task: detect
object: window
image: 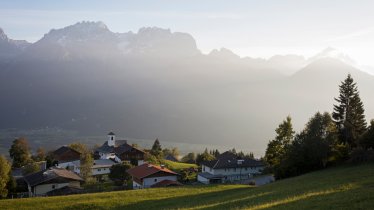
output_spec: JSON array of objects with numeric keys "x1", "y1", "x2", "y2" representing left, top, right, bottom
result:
[
  {"x1": 154, "y1": 179, "x2": 157, "y2": 182},
  {"x1": 111, "y1": 136, "x2": 114, "y2": 140},
  {"x1": 234, "y1": 168, "x2": 236, "y2": 172},
  {"x1": 52, "y1": 184, "x2": 56, "y2": 189},
  {"x1": 98, "y1": 169, "x2": 101, "y2": 171}
]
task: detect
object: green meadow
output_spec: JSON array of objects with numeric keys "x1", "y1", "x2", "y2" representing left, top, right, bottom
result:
[
  {"x1": 1, "y1": 163, "x2": 373, "y2": 210},
  {"x1": 162, "y1": 159, "x2": 198, "y2": 171}
]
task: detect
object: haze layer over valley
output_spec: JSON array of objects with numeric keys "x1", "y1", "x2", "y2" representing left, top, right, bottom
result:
[{"x1": 1, "y1": 21, "x2": 373, "y2": 155}]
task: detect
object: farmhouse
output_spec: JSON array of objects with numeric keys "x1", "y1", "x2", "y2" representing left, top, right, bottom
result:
[
  {"x1": 23, "y1": 167, "x2": 83, "y2": 196},
  {"x1": 71, "y1": 159, "x2": 116, "y2": 176},
  {"x1": 52, "y1": 146, "x2": 81, "y2": 169},
  {"x1": 127, "y1": 163, "x2": 180, "y2": 189},
  {"x1": 95, "y1": 132, "x2": 146, "y2": 165},
  {"x1": 198, "y1": 151, "x2": 264, "y2": 184}
]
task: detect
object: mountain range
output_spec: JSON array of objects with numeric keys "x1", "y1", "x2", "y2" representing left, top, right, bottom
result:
[{"x1": 1, "y1": 21, "x2": 373, "y2": 155}]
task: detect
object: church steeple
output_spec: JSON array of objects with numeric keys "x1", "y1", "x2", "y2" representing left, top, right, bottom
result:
[{"x1": 107, "y1": 131, "x2": 116, "y2": 146}]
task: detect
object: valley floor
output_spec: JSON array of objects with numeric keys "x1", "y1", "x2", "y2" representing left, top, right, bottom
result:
[{"x1": 1, "y1": 163, "x2": 374, "y2": 210}]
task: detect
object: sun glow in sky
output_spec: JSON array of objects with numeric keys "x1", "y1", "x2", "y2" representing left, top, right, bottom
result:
[{"x1": 1, "y1": 0, "x2": 374, "y2": 67}]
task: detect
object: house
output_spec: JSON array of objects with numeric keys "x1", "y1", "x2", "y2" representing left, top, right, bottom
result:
[
  {"x1": 52, "y1": 146, "x2": 81, "y2": 168},
  {"x1": 95, "y1": 132, "x2": 146, "y2": 165},
  {"x1": 23, "y1": 167, "x2": 83, "y2": 196},
  {"x1": 71, "y1": 159, "x2": 116, "y2": 176},
  {"x1": 126, "y1": 163, "x2": 180, "y2": 189},
  {"x1": 197, "y1": 151, "x2": 265, "y2": 184}
]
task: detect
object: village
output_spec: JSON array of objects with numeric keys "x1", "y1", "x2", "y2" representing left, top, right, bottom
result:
[{"x1": 5, "y1": 132, "x2": 270, "y2": 198}]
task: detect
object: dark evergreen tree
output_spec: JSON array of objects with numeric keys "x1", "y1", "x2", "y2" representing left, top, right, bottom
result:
[
  {"x1": 275, "y1": 112, "x2": 338, "y2": 179},
  {"x1": 360, "y1": 120, "x2": 374, "y2": 150},
  {"x1": 150, "y1": 138, "x2": 162, "y2": 158},
  {"x1": 214, "y1": 149, "x2": 220, "y2": 158},
  {"x1": 237, "y1": 151, "x2": 245, "y2": 158},
  {"x1": 196, "y1": 148, "x2": 215, "y2": 165},
  {"x1": 265, "y1": 116, "x2": 295, "y2": 168},
  {"x1": 333, "y1": 74, "x2": 367, "y2": 148}
]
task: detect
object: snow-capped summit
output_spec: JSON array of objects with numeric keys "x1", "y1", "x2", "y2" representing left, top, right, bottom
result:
[{"x1": 308, "y1": 47, "x2": 356, "y2": 66}]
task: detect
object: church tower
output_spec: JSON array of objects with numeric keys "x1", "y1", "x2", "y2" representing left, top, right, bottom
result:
[{"x1": 107, "y1": 131, "x2": 116, "y2": 146}]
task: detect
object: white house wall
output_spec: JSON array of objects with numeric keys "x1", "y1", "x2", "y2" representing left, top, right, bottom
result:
[
  {"x1": 142, "y1": 176, "x2": 177, "y2": 188},
  {"x1": 197, "y1": 175, "x2": 209, "y2": 184},
  {"x1": 92, "y1": 167, "x2": 111, "y2": 175},
  {"x1": 202, "y1": 165, "x2": 263, "y2": 176},
  {"x1": 133, "y1": 181, "x2": 142, "y2": 189},
  {"x1": 57, "y1": 161, "x2": 76, "y2": 169},
  {"x1": 33, "y1": 181, "x2": 80, "y2": 195},
  {"x1": 74, "y1": 166, "x2": 111, "y2": 176}
]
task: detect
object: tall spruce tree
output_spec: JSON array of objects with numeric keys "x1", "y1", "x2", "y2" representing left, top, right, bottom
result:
[
  {"x1": 332, "y1": 74, "x2": 367, "y2": 148},
  {"x1": 150, "y1": 139, "x2": 162, "y2": 158}
]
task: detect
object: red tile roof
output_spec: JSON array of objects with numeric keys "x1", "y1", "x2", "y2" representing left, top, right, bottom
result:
[
  {"x1": 126, "y1": 163, "x2": 178, "y2": 179},
  {"x1": 151, "y1": 180, "x2": 182, "y2": 188}
]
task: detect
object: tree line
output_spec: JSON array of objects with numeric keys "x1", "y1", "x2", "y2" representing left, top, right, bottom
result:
[{"x1": 265, "y1": 74, "x2": 374, "y2": 179}]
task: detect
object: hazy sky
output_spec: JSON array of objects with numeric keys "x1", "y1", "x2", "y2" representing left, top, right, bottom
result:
[{"x1": 1, "y1": 0, "x2": 374, "y2": 66}]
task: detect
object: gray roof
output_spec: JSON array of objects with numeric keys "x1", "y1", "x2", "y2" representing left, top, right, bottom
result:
[
  {"x1": 23, "y1": 167, "x2": 83, "y2": 187},
  {"x1": 198, "y1": 172, "x2": 224, "y2": 179},
  {"x1": 73, "y1": 159, "x2": 116, "y2": 169},
  {"x1": 115, "y1": 140, "x2": 128, "y2": 147},
  {"x1": 46, "y1": 185, "x2": 83, "y2": 196},
  {"x1": 201, "y1": 151, "x2": 264, "y2": 169},
  {"x1": 95, "y1": 140, "x2": 127, "y2": 153},
  {"x1": 95, "y1": 141, "x2": 115, "y2": 153},
  {"x1": 95, "y1": 140, "x2": 145, "y2": 156}
]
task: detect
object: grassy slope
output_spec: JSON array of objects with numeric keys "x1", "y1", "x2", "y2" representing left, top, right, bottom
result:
[
  {"x1": 1, "y1": 163, "x2": 374, "y2": 210},
  {"x1": 162, "y1": 160, "x2": 198, "y2": 171}
]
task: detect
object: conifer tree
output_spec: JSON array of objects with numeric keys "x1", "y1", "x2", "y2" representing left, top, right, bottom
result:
[
  {"x1": 265, "y1": 116, "x2": 295, "y2": 168},
  {"x1": 333, "y1": 74, "x2": 367, "y2": 148},
  {"x1": 150, "y1": 139, "x2": 162, "y2": 158},
  {"x1": 360, "y1": 120, "x2": 374, "y2": 150}
]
